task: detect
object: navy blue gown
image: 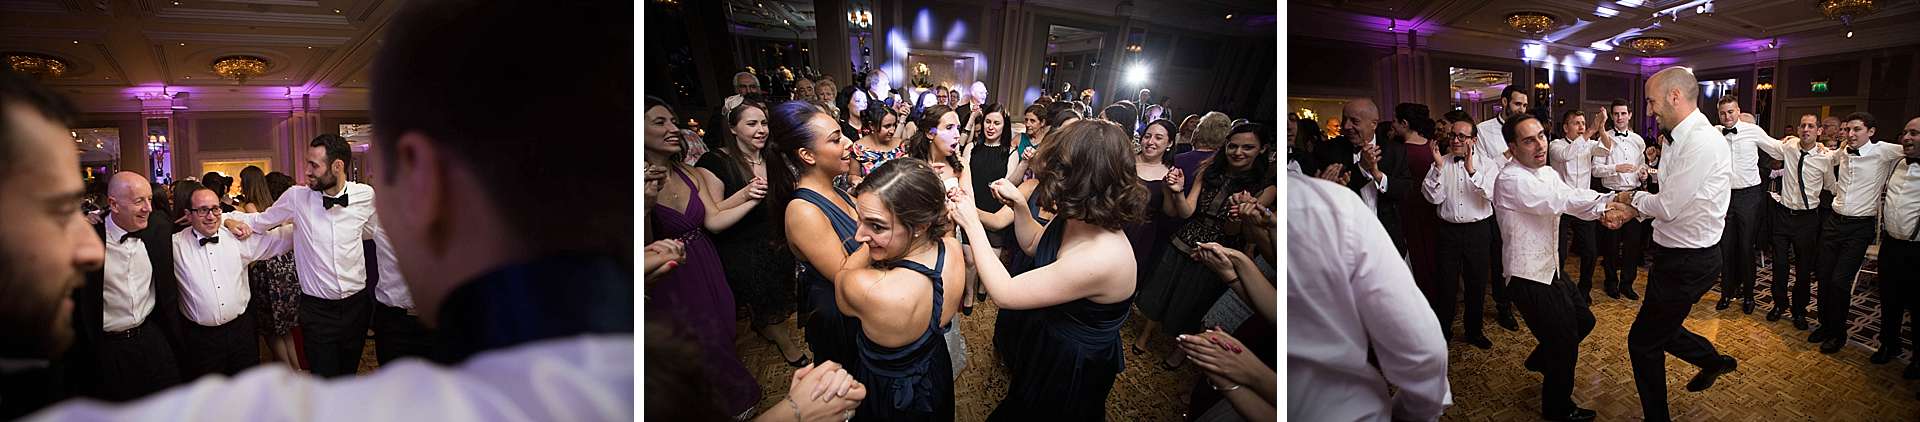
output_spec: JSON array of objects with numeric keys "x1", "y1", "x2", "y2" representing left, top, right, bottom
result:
[
  {"x1": 989, "y1": 220, "x2": 1131, "y2": 421},
  {"x1": 993, "y1": 195, "x2": 1049, "y2": 371},
  {"x1": 852, "y1": 242, "x2": 955, "y2": 421},
  {"x1": 795, "y1": 188, "x2": 864, "y2": 371}
]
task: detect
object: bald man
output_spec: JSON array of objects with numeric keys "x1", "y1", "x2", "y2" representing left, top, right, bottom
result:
[
  {"x1": 0, "y1": 70, "x2": 106, "y2": 418},
  {"x1": 74, "y1": 171, "x2": 188, "y2": 402},
  {"x1": 1308, "y1": 98, "x2": 1413, "y2": 257},
  {"x1": 1622, "y1": 67, "x2": 1739, "y2": 422}
]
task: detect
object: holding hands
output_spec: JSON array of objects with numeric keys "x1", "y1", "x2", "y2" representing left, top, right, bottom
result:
[
  {"x1": 788, "y1": 360, "x2": 867, "y2": 422},
  {"x1": 1165, "y1": 168, "x2": 1186, "y2": 193},
  {"x1": 1600, "y1": 196, "x2": 1638, "y2": 230},
  {"x1": 1177, "y1": 327, "x2": 1268, "y2": 391},
  {"x1": 644, "y1": 239, "x2": 686, "y2": 278}
]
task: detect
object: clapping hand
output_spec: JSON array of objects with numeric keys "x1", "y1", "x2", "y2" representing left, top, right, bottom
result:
[
  {"x1": 1178, "y1": 327, "x2": 1267, "y2": 390},
  {"x1": 1359, "y1": 142, "x2": 1382, "y2": 172},
  {"x1": 1316, "y1": 163, "x2": 1351, "y2": 185}
]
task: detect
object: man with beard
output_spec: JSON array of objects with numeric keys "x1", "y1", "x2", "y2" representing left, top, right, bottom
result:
[
  {"x1": 218, "y1": 134, "x2": 394, "y2": 378},
  {"x1": 0, "y1": 69, "x2": 106, "y2": 418},
  {"x1": 1874, "y1": 116, "x2": 1920, "y2": 375}
]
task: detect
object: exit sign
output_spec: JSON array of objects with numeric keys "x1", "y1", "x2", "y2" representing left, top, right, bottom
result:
[{"x1": 1811, "y1": 81, "x2": 1830, "y2": 93}]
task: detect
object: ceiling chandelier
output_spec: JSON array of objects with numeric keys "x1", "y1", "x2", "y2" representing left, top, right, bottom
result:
[
  {"x1": 211, "y1": 55, "x2": 267, "y2": 84},
  {"x1": 1628, "y1": 36, "x2": 1673, "y2": 54},
  {"x1": 1505, "y1": 12, "x2": 1555, "y2": 36},
  {"x1": 1475, "y1": 75, "x2": 1503, "y2": 85},
  {"x1": 4, "y1": 52, "x2": 68, "y2": 79},
  {"x1": 1818, "y1": 0, "x2": 1877, "y2": 25}
]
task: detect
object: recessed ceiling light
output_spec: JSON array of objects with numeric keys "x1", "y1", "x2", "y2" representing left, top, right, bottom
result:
[
  {"x1": 306, "y1": 46, "x2": 313, "y2": 49},
  {"x1": 333, "y1": 9, "x2": 341, "y2": 13},
  {"x1": 179, "y1": 42, "x2": 186, "y2": 46},
  {"x1": 172, "y1": 1, "x2": 180, "y2": 5},
  {"x1": 185, "y1": 76, "x2": 192, "y2": 79},
  {"x1": 72, "y1": 40, "x2": 79, "y2": 44},
  {"x1": 1224, "y1": 14, "x2": 1233, "y2": 20}
]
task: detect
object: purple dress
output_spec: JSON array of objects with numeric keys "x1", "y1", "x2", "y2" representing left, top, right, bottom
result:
[{"x1": 647, "y1": 167, "x2": 762, "y2": 416}]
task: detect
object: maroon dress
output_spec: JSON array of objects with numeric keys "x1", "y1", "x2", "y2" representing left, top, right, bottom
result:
[
  {"x1": 1397, "y1": 142, "x2": 1441, "y2": 304},
  {"x1": 646, "y1": 166, "x2": 762, "y2": 416}
]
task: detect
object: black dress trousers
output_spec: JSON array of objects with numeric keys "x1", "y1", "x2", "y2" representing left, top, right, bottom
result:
[
  {"x1": 1507, "y1": 276, "x2": 1596, "y2": 417},
  {"x1": 1629, "y1": 244, "x2": 1724, "y2": 422}
]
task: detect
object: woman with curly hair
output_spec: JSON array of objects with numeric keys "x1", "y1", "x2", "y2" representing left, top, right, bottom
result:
[{"x1": 948, "y1": 119, "x2": 1147, "y2": 420}]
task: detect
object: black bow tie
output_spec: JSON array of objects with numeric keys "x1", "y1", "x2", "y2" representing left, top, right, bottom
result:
[
  {"x1": 200, "y1": 236, "x2": 220, "y2": 246},
  {"x1": 118, "y1": 228, "x2": 145, "y2": 244},
  {"x1": 1722, "y1": 127, "x2": 1737, "y2": 136},
  {"x1": 322, "y1": 193, "x2": 350, "y2": 210},
  {"x1": 1848, "y1": 147, "x2": 1861, "y2": 156},
  {"x1": 1451, "y1": 156, "x2": 1465, "y2": 163},
  {"x1": 1615, "y1": 131, "x2": 1629, "y2": 138}
]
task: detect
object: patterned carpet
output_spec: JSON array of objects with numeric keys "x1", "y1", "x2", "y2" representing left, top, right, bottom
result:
[{"x1": 1438, "y1": 249, "x2": 1920, "y2": 421}]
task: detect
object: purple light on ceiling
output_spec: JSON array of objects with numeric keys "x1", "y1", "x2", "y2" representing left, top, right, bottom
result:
[
  {"x1": 914, "y1": 8, "x2": 933, "y2": 43},
  {"x1": 943, "y1": 20, "x2": 967, "y2": 50}
]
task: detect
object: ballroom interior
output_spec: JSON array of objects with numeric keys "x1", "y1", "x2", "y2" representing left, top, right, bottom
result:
[
  {"x1": 1290, "y1": 0, "x2": 1920, "y2": 420},
  {"x1": 1, "y1": 0, "x2": 393, "y2": 193}
]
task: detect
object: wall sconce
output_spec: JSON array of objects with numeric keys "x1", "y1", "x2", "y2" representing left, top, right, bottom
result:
[
  {"x1": 1755, "y1": 82, "x2": 1774, "y2": 91},
  {"x1": 1533, "y1": 82, "x2": 1550, "y2": 90}
]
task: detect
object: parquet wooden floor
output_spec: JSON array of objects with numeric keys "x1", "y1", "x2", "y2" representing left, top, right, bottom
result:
[
  {"x1": 1438, "y1": 257, "x2": 1920, "y2": 421},
  {"x1": 733, "y1": 301, "x2": 1207, "y2": 421}
]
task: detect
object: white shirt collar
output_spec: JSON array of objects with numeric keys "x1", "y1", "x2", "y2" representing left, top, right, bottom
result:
[{"x1": 105, "y1": 214, "x2": 132, "y2": 242}]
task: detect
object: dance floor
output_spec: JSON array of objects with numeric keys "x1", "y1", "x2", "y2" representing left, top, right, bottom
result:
[
  {"x1": 1440, "y1": 255, "x2": 1920, "y2": 421},
  {"x1": 733, "y1": 301, "x2": 1205, "y2": 420}
]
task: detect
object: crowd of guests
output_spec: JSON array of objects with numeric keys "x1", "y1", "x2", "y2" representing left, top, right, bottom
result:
[
  {"x1": 1285, "y1": 66, "x2": 1920, "y2": 422},
  {"x1": 644, "y1": 64, "x2": 1279, "y2": 420},
  {"x1": 0, "y1": 1, "x2": 631, "y2": 420}
]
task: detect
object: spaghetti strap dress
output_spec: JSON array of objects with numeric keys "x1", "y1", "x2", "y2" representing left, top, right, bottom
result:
[
  {"x1": 988, "y1": 220, "x2": 1132, "y2": 421},
  {"x1": 993, "y1": 194, "x2": 1050, "y2": 371},
  {"x1": 852, "y1": 242, "x2": 955, "y2": 421},
  {"x1": 794, "y1": 187, "x2": 864, "y2": 369}
]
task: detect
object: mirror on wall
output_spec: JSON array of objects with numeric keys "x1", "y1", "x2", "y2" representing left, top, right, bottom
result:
[
  {"x1": 1043, "y1": 25, "x2": 1104, "y2": 104},
  {"x1": 1449, "y1": 67, "x2": 1513, "y2": 123}
]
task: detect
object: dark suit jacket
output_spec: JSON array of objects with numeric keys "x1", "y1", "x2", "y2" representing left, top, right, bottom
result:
[
  {"x1": 1306, "y1": 136, "x2": 1412, "y2": 253},
  {"x1": 68, "y1": 208, "x2": 185, "y2": 398}
]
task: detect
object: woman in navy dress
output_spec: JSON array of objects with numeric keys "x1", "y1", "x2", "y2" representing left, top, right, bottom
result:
[
  {"x1": 949, "y1": 119, "x2": 1149, "y2": 420},
  {"x1": 763, "y1": 100, "x2": 865, "y2": 372},
  {"x1": 835, "y1": 158, "x2": 967, "y2": 421}
]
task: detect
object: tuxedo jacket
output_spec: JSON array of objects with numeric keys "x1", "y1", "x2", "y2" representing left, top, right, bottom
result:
[
  {"x1": 1308, "y1": 136, "x2": 1412, "y2": 253},
  {"x1": 67, "y1": 208, "x2": 185, "y2": 397}
]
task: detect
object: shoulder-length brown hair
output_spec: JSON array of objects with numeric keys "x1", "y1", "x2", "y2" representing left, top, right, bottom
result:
[
  {"x1": 1032, "y1": 119, "x2": 1148, "y2": 230},
  {"x1": 238, "y1": 165, "x2": 274, "y2": 209}
]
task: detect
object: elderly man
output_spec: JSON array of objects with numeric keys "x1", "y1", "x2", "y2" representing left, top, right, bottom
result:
[
  {"x1": 1623, "y1": 66, "x2": 1740, "y2": 422},
  {"x1": 1308, "y1": 99, "x2": 1411, "y2": 255}
]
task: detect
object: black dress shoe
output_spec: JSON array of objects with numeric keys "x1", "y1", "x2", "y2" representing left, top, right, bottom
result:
[
  {"x1": 1685, "y1": 355, "x2": 1737, "y2": 392},
  {"x1": 1872, "y1": 348, "x2": 1897, "y2": 364},
  {"x1": 1742, "y1": 299, "x2": 1754, "y2": 314},
  {"x1": 1903, "y1": 363, "x2": 1920, "y2": 379},
  {"x1": 1622, "y1": 288, "x2": 1640, "y2": 300},
  {"x1": 1716, "y1": 296, "x2": 1731, "y2": 310},
  {"x1": 1821, "y1": 338, "x2": 1845, "y2": 354},
  {"x1": 1465, "y1": 334, "x2": 1492, "y2": 350},
  {"x1": 1524, "y1": 350, "x2": 1544, "y2": 373},
  {"x1": 1808, "y1": 330, "x2": 1828, "y2": 343},
  {"x1": 1544, "y1": 406, "x2": 1598, "y2": 421},
  {"x1": 1604, "y1": 285, "x2": 1621, "y2": 299},
  {"x1": 1497, "y1": 308, "x2": 1520, "y2": 331},
  {"x1": 1766, "y1": 308, "x2": 1783, "y2": 321},
  {"x1": 1794, "y1": 317, "x2": 1810, "y2": 331}
]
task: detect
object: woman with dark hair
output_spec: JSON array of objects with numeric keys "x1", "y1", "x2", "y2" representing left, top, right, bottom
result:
[
  {"x1": 850, "y1": 103, "x2": 904, "y2": 187},
  {"x1": 693, "y1": 100, "x2": 811, "y2": 367},
  {"x1": 1393, "y1": 103, "x2": 1443, "y2": 338},
  {"x1": 962, "y1": 103, "x2": 1013, "y2": 311},
  {"x1": 905, "y1": 105, "x2": 963, "y2": 177},
  {"x1": 1124, "y1": 118, "x2": 1180, "y2": 353},
  {"x1": 762, "y1": 99, "x2": 866, "y2": 384},
  {"x1": 237, "y1": 167, "x2": 302, "y2": 369},
  {"x1": 642, "y1": 95, "x2": 763, "y2": 418},
  {"x1": 1289, "y1": 118, "x2": 1325, "y2": 173},
  {"x1": 1006, "y1": 103, "x2": 1051, "y2": 182},
  {"x1": 835, "y1": 158, "x2": 966, "y2": 421},
  {"x1": 1007, "y1": 104, "x2": 1084, "y2": 184},
  {"x1": 948, "y1": 119, "x2": 1146, "y2": 420},
  {"x1": 1175, "y1": 113, "x2": 1202, "y2": 156},
  {"x1": 1138, "y1": 121, "x2": 1276, "y2": 369}
]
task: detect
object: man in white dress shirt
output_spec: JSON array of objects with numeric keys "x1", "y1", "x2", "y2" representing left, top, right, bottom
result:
[
  {"x1": 27, "y1": 1, "x2": 636, "y2": 420},
  {"x1": 1875, "y1": 117, "x2": 1920, "y2": 375},
  {"x1": 220, "y1": 134, "x2": 388, "y2": 378},
  {"x1": 1809, "y1": 112, "x2": 1910, "y2": 354},
  {"x1": 1713, "y1": 96, "x2": 1767, "y2": 314},
  {"x1": 365, "y1": 213, "x2": 431, "y2": 364},
  {"x1": 1623, "y1": 67, "x2": 1740, "y2": 422},
  {"x1": 1549, "y1": 109, "x2": 1603, "y2": 300},
  {"x1": 1592, "y1": 98, "x2": 1648, "y2": 300},
  {"x1": 1288, "y1": 172, "x2": 1451, "y2": 422},
  {"x1": 83, "y1": 172, "x2": 186, "y2": 400},
  {"x1": 1750, "y1": 113, "x2": 1831, "y2": 329},
  {"x1": 1743, "y1": 112, "x2": 1827, "y2": 329},
  {"x1": 1423, "y1": 118, "x2": 1496, "y2": 349},
  {"x1": 171, "y1": 188, "x2": 291, "y2": 379},
  {"x1": 1492, "y1": 114, "x2": 1631, "y2": 422},
  {"x1": 1475, "y1": 85, "x2": 1528, "y2": 330}
]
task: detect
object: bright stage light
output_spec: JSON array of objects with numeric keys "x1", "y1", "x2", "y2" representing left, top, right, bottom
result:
[{"x1": 1126, "y1": 64, "x2": 1149, "y2": 86}]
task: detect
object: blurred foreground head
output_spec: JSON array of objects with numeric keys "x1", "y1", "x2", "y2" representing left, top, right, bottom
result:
[{"x1": 0, "y1": 70, "x2": 104, "y2": 358}]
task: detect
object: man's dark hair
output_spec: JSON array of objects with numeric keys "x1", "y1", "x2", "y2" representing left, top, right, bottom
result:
[
  {"x1": 371, "y1": 0, "x2": 630, "y2": 258},
  {"x1": 1394, "y1": 102, "x2": 1434, "y2": 139},
  {"x1": 1442, "y1": 109, "x2": 1475, "y2": 126},
  {"x1": 1502, "y1": 113, "x2": 1541, "y2": 145},
  {"x1": 1717, "y1": 95, "x2": 1739, "y2": 107},
  {"x1": 309, "y1": 134, "x2": 351, "y2": 172},
  {"x1": 1844, "y1": 111, "x2": 1876, "y2": 130},
  {"x1": 1101, "y1": 101, "x2": 1138, "y2": 133},
  {"x1": 1610, "y1": 98, "x2": 1629, "y2": 109},
  {"x1": 1501, "y1": 84, "x2": 1526, "y2": 102},
  {"x1": 0, "y1": 70, "x2": 77, "y2": 178}
]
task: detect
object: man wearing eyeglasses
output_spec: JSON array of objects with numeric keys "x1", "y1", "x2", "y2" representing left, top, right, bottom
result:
[{"x1": 170, "y1": 188, "x2": 290, "y2": 380}]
